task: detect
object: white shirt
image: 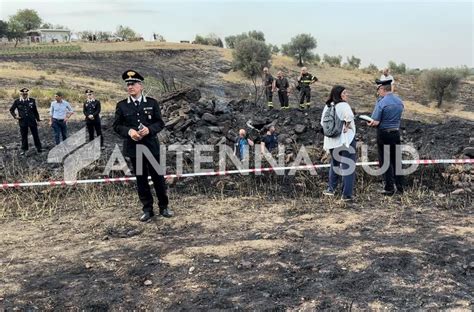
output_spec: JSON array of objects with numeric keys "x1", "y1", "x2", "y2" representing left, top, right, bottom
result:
[
  {"x1": 380, "y1": 74, "x2": 395, "y2": 84},
  {"x1": 321, "y1": 102, "x2": 356, "y2": 151}
]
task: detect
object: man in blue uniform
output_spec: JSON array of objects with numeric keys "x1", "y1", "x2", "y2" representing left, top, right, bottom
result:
[
  {"x1": 113, "y1": 70, "x2": 172, "y2": 222},
  {"x1": 10, "y1": 88, "x2": 43, "y2": 155},
  {"x1": 368, "y1": 79, "x2": 405, "y2": 195}
]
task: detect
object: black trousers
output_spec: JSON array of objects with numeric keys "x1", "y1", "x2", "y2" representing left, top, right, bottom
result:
[
  {"x1": 86, "y1": 119, "x2": 103, "y2": 146},
  {"x1": 265, "y1": 87, "x2": 273, "y2": 103},
  {"x1": 20, "y1": 122, "x2": 42, "y2": 151},
  {"x1": 377, "y1": 129, "x2": 404, "y2": 192},
  {"x1": 278, "y1": 91, "x2": 289, "y2": 107},
  {"x1": 130, "y1": 155, "x2": 169, "y2": 213},
  {"x1": 299, "y1": 87, "x2": 311, "y2": 104}
]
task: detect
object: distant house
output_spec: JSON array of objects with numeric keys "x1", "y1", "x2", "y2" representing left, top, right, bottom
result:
[{"x1": 26, "y1": 29, "x2": 71, "y2": 43}]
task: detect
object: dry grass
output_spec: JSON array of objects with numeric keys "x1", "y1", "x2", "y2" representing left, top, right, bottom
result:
[
  {"x1": 0, "y1": 62, "x2": 120, "y2": 91},
  {"x1": 404, "y1": 100, "x2": 474, "y2": 122},
  {"x1": 77, "y1": 41, "x2": 223, "y2": 53},
  {"x1": 0, "y1": 62, "x2": 123, "y2": 118}
]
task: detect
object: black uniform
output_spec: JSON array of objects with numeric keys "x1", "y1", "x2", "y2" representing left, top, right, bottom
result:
[
  {"x1": 83, "y1": 99, "x2": 103, "y2": 146},
  {"x1": 113, "y1": 95, "x2": 169, "y2": 214},
  {"x1": 298, "y1": 73, "x2": 318, "y2": 106},
  {"x1": 275, "y1": 77, "x2": 290, "y2": 108},
  {"x1": 264, "y1": 73, "x2": 274, "y2": 106},
  {"x1": 9, "y1": 97, "x2": 42, "y2": 152}
]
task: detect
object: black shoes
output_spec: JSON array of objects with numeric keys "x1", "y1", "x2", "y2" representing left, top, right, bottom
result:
[
  {"x1": 140, "y1": 208, "x2": 173, "y2": 222},
  {"x1": 140, "y1": 211, "x2": 155, "y2": 222},
  {"x1": 378, "y1": 189, "x2": 404, "y2": 196},
  {"x1": 160, "y1": 208, "x2": 173, "y2": 218}
]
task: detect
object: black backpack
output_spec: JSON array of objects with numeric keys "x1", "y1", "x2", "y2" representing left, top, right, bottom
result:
[{"x1": 322, "y1": 104, "x2": 344, "y2": 137}]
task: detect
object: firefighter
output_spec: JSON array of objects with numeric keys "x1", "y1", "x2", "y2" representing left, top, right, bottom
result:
[{"x1": 297, "y1": 67, "x2": 318, "y2": 108}]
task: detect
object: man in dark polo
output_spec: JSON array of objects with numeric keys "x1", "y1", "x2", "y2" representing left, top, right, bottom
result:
[
  {"x1": 368, "y1": 79, "x2": 405, "y2": 195},
  {"x1": 83, "y1": 89, "x2": 104, "y2": 148},
  {"x1": 9, "y1": 88, "x2": 43, "y2": 155},
  {"x1": 113, "y1": 70, "x2": 172, "y2": 222}
]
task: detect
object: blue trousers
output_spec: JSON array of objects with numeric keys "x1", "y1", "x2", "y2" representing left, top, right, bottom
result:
[
  {"x1": 52, "y1": 119, "x2": 68, "y2": 145},
  {"x1": 328, "y1": 139, "x2": 357, "y2": 198}
]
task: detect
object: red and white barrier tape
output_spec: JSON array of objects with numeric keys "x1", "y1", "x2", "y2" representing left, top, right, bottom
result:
[{"x1": 0, "y1": 158, "x2": 472, "y2": 189}]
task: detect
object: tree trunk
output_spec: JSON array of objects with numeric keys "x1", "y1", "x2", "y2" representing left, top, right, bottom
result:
[
  {"x1": 437, "y1": 89, "x2": 444, "y2": 107},
  {"x1": 298, "y1": 55, "x2": 303, "y2": 67}
]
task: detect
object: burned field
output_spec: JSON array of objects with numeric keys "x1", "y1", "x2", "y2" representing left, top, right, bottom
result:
[{"x1": 0, "y1": 49, "x2": 473, "y2": 311}]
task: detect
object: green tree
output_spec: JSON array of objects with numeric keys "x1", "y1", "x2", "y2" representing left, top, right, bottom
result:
[
  {"x1": 419, "y1": 68, "x2": 464, "y2": 107},
  {"x1": 193, "y1": 33, "x2": 223, "y2": 47},
  {"x1": 96, "y1": 31, "x2": 112, "y2": 41},
  {"x1": 115, "y1": 25, "x2": 137, "y2": 41},
  {"x1": 388, "y1": 61, "x2": 407, "y2": 74},
  {"x1": 0, "y1": 20, "x2": 8, "y2": 38},
  {"x1": 271, "y1": 45, "x2": 280, "y2": 54},
  {"x1": 232, "y1": 38, "x2": 271, "y2": 103},
  {"x1": 247, "y1": 30, "x2": 265, "y2": 42},
  {"x1": 40, "y1": 22, "x2": 53, "y2": 29},
  {"x1": 323, "y1": 54, "x2": 342, "y2": 67},
  {"x1": 281, "y1": 33, "x2": 317, "y2": 66},
  {"x1": 225, "y1": 30, "x2": 265, "y2": 49},
  {"x1": 10, "y1": 9, "x2": 42, "y2": 31},
  {"x1": 346, "y1": 55, "x2": 361, "y2": 69},
  {"x1": 362, "y1": 63, "x2": 379, "y2": 74},
  {"x1": 6, "y1": 19, "x2": 26, "y2": 47}
]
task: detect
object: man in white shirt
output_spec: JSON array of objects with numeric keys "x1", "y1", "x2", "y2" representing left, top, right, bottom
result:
[{"x1": 380, "y1": 68, "x2": 395, "y2": 92}]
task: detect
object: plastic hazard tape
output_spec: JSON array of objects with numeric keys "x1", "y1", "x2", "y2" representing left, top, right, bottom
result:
[{"x1": 1, "y1": 158, "x2": 472, "y2": 189}]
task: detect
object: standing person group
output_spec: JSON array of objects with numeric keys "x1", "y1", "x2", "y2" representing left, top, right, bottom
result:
[
  {"x1": 263, "y1": 67, "x2": 318, "y2": 109},
  {"x1": 10, "y1": 88, "x2": 105, "y2": 153}
]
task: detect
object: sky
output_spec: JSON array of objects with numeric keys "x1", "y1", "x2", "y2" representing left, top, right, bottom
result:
[{"x1": 0, "y1": 0, "x2": 472, "y2": 68}]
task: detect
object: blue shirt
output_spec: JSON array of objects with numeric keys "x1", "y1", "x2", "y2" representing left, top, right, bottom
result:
[
  {"x1": 238, "y1": 138, "x2": 249, "y2": 160},
  {"x1": 371, "y1": 93, "x2": 404, "y2": 130},
  {"x1": 50, "y1": 100, "x2": 74, "y2": 120}
]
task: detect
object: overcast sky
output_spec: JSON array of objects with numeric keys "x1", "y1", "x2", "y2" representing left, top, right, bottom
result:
[{"x1": 1, "y1": 0, "x2": 472, "y2": 68}]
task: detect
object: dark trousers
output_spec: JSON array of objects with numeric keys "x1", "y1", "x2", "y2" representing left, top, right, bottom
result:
[
  {"x1": 278, "y1": 91, "x2": 289, "y2": 107},
  {"x1": 265, "y1": 87, "x2": 273, "y2": 103},
  {"x1": 52, "y1": 119, "x2": 67, "y2": 145},
  {"x1": 20, "y1": 123, "x2": 42, "y2": 151},
  {"x1": 299, "y1": 87, "x2": 311, "y2": 104},
  {"x1": 328, "y1": 139, "x2": 357, "y2": 198},
  {"x1": 131, "y1": 155, "x2": 169, "y2": 213},
  {"x1": 86, "y1": 119, "x2": 103, "y2": 146},
  {"x1": 377, "y1": 130, "x2": 404, "y2": 192}
]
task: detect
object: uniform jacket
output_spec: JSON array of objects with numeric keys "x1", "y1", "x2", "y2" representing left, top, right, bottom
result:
[
  {"x1": 10, "y1": 97, "x2": 40, "y2": 126},
  {"x1": 83, "y1": 99, "x2": 101, "y2": 122},
  {"x1": 113, "y1": 96, "x2": 165, "y2": 158}
]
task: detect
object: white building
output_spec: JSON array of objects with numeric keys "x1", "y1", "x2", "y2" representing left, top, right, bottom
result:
[{"x1": 26, "y1": 29, "x2": 71, "y2": 43}]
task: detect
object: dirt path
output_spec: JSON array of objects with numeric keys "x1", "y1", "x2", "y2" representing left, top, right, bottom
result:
[{"x1": 0, "y1": 193, "x2": 472, "y2": 310}]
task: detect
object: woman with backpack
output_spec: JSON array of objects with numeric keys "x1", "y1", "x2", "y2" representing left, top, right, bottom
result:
[{"x1": 320, "y1": 85, "x2": 357, "y2": 201}]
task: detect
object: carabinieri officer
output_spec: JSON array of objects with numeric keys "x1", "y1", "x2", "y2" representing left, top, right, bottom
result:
[
  {"x1": 83, "y1": 89, "x2": 104, "y2": 148},
  {"x1": 113, "y1": 70, "x2": 172, "y2": 222},
  {"x1": 10, "y1": 88, "x2": 43, "y2": 155},
  {"x1": 368, "y1": 79, "x2": 405, "y2": 196}
]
